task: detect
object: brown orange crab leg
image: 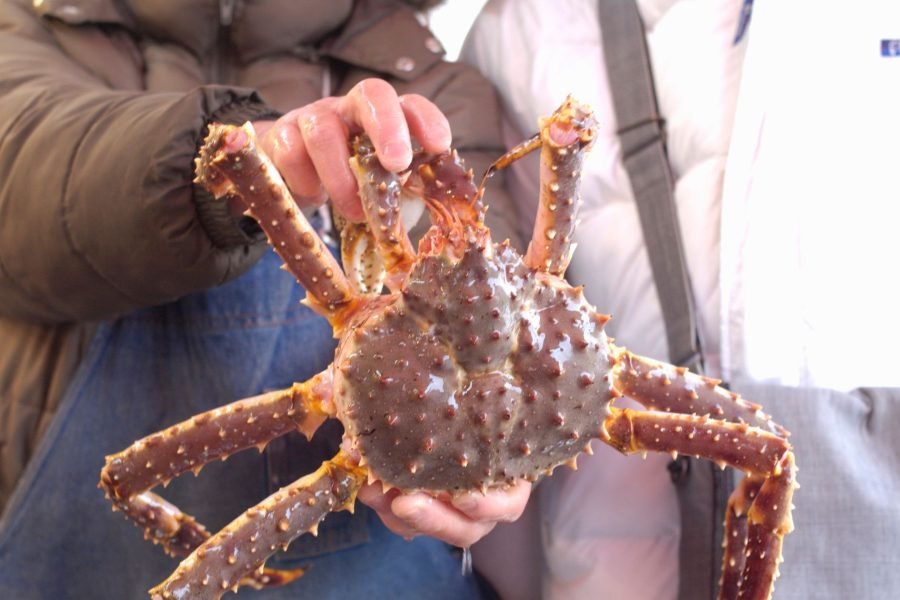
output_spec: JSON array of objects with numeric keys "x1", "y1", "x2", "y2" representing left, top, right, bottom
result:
[
  {"x1": 410, "y1": 148, "x2": 483, "y2": 225},
  {"x1": 101, "y1": 492, "x2": 302, "y2": 591},
  {"x1": 150, "y1": 450, "x2": 366, "y2": 600},
  {"x1": 526, "y1": 96, "x2": 597, "y2": 275},
  {"x1": 348, "y1": 135, "x2": 417, "y2": 292},
  {"x1": 719, "y1": 475, "x2": 765, "y2": 598},
  {"x1": 100, "y1": 372, "x2": 335, "y2": 588},
  {"x1": 611, "y1": 351, "x2": 787, "y2": 436},
  {"x1": 607, "y1": 351, "x2": 795, "y2": 600},
  {"x1": 481, "y1": 132, "x2": 541, "y2": 181},
  {"x1": 339, "y1": 221, "x2": 388, "y2": 295},
  {"x1": 603, "y1": 408, "x2": 796, "y2": 600},
  {"x1": 481, "y1": 97, "x2": 597, "y2": 275},
  {"x1": 196, "y1": 123, "x2": 358, "y2": 323},
  {"x1": 341, "y1": 140, "x2": 483, "y2": 294}
]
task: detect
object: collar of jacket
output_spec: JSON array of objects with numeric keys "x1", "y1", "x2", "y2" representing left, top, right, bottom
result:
[{"x1": 34, "y1": 0, "x2": 445, "y2": 82}]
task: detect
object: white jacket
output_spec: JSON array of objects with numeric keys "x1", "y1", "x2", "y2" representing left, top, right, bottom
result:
[
  {"x1": 721, "y1": 0, "x2": 900, "y2": 391},
  {"x1": 462, "y1": 1, "x2": 746, "y2": 598},
  {"x1": 464, "y1": 1, "x2": 900, "y2": 599}
]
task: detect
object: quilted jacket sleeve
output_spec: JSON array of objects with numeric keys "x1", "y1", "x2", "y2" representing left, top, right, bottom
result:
[{"x1": 0, "y1": 2, "x2": 276, "y2": 323}]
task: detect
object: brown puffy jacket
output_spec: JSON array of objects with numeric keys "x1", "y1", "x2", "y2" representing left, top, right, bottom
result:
[{"x1": 0, "y1": 0, "x2": 517, "y2": 511}]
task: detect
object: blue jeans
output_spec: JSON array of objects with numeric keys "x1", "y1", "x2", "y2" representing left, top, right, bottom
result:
[{"x1": 0, "y1": 250, "x2": 483, "y2": 599}]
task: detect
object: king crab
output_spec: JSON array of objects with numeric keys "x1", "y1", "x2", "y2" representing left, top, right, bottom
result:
[{"x1": 100, "y1": 97, "x2": 796, "y2": 600}]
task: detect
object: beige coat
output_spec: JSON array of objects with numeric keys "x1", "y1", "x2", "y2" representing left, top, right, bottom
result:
[{"x1": 0, "y1": 0, "x2": 516, "y2": 511}]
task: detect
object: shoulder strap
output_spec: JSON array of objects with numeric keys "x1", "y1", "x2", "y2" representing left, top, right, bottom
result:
[
  {"x1": 596, "y1": 0, "x2": 702, "y2": 372},
  {"x1": 595, "y1": 2, "x2": 729, "y2": 599}
]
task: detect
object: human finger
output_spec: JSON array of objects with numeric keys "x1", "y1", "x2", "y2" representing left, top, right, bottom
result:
[
  {"x1": 357, "y1": 483, "x2": 421, "y2": 540},
  {"x1": 390, "y1": 492, "x2": 496, "y2": 548},
  {"x1": 450, "y1": 480, "x2": 531, "y2": 523},
  {"x1": 339, "y1": 78, "x2": 411, "y2": 172},
  {"x1": 297, "y1": 102, "x2": 365, "y2": 221},
  {"x1": 399, "y1": 93, "x2": 451, "y2": 154},
  {"x1": 255, "y1": 114, "x2": 326, "y2": 208}
]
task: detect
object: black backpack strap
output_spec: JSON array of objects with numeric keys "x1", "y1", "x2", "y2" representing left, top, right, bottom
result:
[{"x1": 595, "y1": 1, "x2": 730, "y2": 597}]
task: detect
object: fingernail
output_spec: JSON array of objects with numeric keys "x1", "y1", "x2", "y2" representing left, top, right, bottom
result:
[
  {"x1": 452, "y1": 494, "x2": 478, "y2": 513},
  {"x1": 380, "y1": 140, "x2": 411, "y2": 170},
  {"x1": 293, "y1": 190, "x2": 326, "y2": 210},
  {"x1": 392, "y1": 495, "x2": 426, "y2": 521},
  {"x1": 395, "y1": 506, "x2": 422, "y2": 523}
]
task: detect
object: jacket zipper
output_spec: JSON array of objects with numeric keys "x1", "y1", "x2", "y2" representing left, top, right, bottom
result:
[
  {"x1": 213, "y1": 0, "x2": 236, "y2": 83},
  {"x1": 220, "y1": 0, "x2": 236, "y2": 26},
  {"x1": 213, "y1": 0, "x2": 332, "y2": 97}
]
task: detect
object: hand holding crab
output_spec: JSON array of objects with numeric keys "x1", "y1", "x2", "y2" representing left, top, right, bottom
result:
[
  {"x1": 100, "y1": 93, "x2": 796, "y2": 600},
  {"x1": 359, "y1": 471, "x2": 531, "y2": 548},
  {"x1": 249, "y1": 78, "x2": 451, "y2": 221}
]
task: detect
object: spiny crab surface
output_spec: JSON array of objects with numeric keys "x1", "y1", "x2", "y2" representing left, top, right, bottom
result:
[{"x1": 100, "y1": 98, "x2": 796, "y2": 600}]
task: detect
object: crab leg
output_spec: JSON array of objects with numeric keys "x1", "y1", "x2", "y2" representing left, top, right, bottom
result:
[
  {"x1": 196, "y1": 123, "x2": 358, "y2": 322},
  {"x1": 347, "y1": 137, "x2": 484, "y2": 267},
  {"x1": 409, "y1": 147, "x2": 483, "y2": 225},
  {"x1": 149, "y1": 450, "x2": 366, "y2": 600},
  {"x1": 611, "y1": 351, "x2": 787, "y2": 436},
  {"x1": 344, "y1": 137, "x2": 486, "y2": 289},
  {"x1": 481, "y1": 133, "x2": 541, "y2": 183},
  {"x1": 100, "y1": 372, "x2": 334, "y2": 575},
  {"x1": 348, "y1": 135, "x2": 417, "y2": 291},
  {"x1": 719, "y1": 476, "x2": 765, "y2": 598},
  {"x1": 105, "y1": 491, "x2": 301, "y2": 591},
  {"x1": 608, "y1": 351, "x2": 795, "y2": 600},
  {"x1": 339, "y1": 221, "x2": 387, "y2": 295},
  {"x1": 479, "y1": 97, "x2": 596, "y2": 274},
  {"x1": 518, "y1": 97, "x2": 598, "y2": 275},
  {"x1": 603, "y1": 408, "x2": 796, "y2": 600},
  {"x1": 526, "y1": 96, "x2": 597, "y2": 275}
]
